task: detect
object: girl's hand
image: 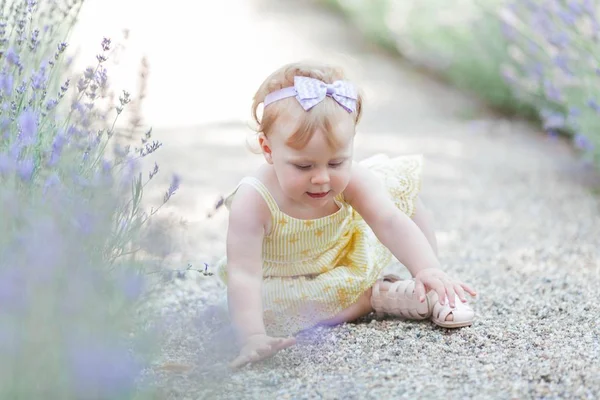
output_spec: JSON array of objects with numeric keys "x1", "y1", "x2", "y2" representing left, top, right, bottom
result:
[
  {"x1": 414, "y1": 268, "x2": 477, "y2": 308},
  {"x1": 230, "y1": 334, "x2": 296, "y2": 369}
]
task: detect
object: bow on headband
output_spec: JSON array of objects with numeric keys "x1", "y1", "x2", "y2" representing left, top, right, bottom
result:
[{"x1": 263, "y1": 76, "x2": 358, "y2": 113}]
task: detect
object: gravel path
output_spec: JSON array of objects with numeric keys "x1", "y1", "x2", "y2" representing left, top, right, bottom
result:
[{"x1": 123, "y1": 1, "x2": 600, "y2": 398}]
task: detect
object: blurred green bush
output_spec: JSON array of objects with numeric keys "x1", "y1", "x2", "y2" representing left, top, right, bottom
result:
[{"x1": 319, "y1": 0, "x2": 599, "y2": 168}]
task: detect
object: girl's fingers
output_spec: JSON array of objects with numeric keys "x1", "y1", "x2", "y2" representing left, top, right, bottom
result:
[
  {"x1": 431, "y1": 280, "x2": 446, "y2": 306},
  {"x1": 414, "y1": 280, "x2": 427, "y2": 303},
  {"x1": 461, "y1": 282, "x2": 477, "y2": 297},
  {"x1": 444, "y1": 282, "x2": 456, "y2": 308},
  {"x1": 454, "y1": 284, "x2": 467, "y2": 303},
  {"x1": 275, "y1": 337, "x2": 296, "y2": 350},
  {"x1": 230, "y1": 351, "x2": 256, "y2": 369},
  {"x1": 255, "y1": 345, "x2": 273, "y2": 358}
]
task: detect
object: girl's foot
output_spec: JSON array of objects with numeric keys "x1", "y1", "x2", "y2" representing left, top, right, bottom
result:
[{"x1": 370, "y1": 275, "x2": 474, "y2": 327}]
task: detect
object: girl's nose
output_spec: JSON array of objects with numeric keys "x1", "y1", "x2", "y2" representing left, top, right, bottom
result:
[{"x1": 311, "y1": 168, "x2": 330, "y2": 185}]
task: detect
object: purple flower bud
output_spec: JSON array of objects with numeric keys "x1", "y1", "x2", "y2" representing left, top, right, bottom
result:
[
  {"x1": 83, "y1": 67, "x2": 95, "y2": 81},
  {"x1": 0, "y1": 73, "x2": 14, "y2": 95},
  {"x1": 548, "y1": 32, "x2": 569, "y2": 48},
  {"x1": 557, "y1": 9, "x2": 577, "y2": 25},
  {"x1": 17, "y1": 158, "x2": 34, "y2": 181},
  {"x1": 569, "y1": 107, "x2": 581, "y2": 117},
  {"x1": 574, "y1": 133, "x2": 594, "y2": 151},
  {"x1": 546, "y1": 129, "x2": 559, "y2": 139},
  {"x1": 6, "y1": 47, "x2": 20, "y2": 66},
  {"x1": 57, "y1": 42, "x2": 67, "y2": 53},
  {"x1": 542, "y1": 113, "x2": 565, "y2": 130},
  {"x1": 30, "y1": 65, "x2": 47, "y2": 91},
  {"x1": 45, "y1": 98, "x2": 58, "y2": 111},
  {"x1": 77, "y1": 78, "x2": 87, "y2": 92},
  {"x1": 95, "y1": 67, "x2": 108, "y2": 87},
  {"x1": 101, "y1": 159, "x2": 111, "y2": 173},
  {"x1": 101, "y1": 37, "x2": 111, "y2": 52},
  {"x1": 553, "y1": 54, "x2": 571, "y2": 74},
  {"x1": 544, "y1": 81, "x2": 562, "y2": 102},
  {"x1": 18, "y1": 109, "x2": 38, "y2": 145},
  {"x1": 567, "y1": 1, "x2": 583, "y2": 15},
  {"x1": 587, "y1": 98, "x2": 600, "y2": 112},
  {"x1": 164, "y1": 174, "x2": 180, "y2": 202},
  {"x1": 148, "y1": 162, "x2": 159, "y2": 179}
]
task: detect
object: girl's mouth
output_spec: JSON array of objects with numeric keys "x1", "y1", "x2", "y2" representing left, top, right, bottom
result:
[{"x1": 307, "y1": 191, "x2": 330, "y2": 199}]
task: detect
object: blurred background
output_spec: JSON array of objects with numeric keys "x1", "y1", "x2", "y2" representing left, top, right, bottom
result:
[{"x1": 64, "y1": 0, "x2": 600, "y2": 264}]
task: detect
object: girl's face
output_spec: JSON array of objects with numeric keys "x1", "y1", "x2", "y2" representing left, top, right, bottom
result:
[{"x1": 261, "y1": 118, "x2": 355, "y2": 210}]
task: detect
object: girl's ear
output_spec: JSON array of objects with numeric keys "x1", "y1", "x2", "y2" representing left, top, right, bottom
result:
[{"x1": 258, "y1": 133, "x2": 273, "y2": 164}]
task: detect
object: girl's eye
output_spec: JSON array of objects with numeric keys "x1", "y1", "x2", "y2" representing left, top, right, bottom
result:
[
  {"x1": 329, "y1": 162, "x2": 343, "y2": 168},
  {"x1": 295, "y1": 165, "x2": 311, "y2": 170}
]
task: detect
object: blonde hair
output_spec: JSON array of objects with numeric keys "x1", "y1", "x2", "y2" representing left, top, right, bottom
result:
[{"x1": 250, "y1": 62, "x2": 363, "y2": 151}]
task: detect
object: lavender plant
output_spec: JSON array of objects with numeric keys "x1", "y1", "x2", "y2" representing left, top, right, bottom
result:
[
  {"x1": 499, "y1": 0, "x2": 600, "y2": 166},
  {"x1": 0, "y1": 1, "x2": 180, "y2": 398}
]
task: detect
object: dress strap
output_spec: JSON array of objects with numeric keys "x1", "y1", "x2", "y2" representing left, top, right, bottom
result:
[{"x1": 237, "y1": 177, "x2": 280, "y2": 214}]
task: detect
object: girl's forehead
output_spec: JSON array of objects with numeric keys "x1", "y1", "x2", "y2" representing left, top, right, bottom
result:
[{"x1": 284, "y1": 129, "x2": 354, "y2": 155}]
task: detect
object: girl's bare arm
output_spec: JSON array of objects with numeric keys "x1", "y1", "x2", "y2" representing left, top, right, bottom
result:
[{"x1": 225, "y1": 184, "x2": 271, "y2": 343}]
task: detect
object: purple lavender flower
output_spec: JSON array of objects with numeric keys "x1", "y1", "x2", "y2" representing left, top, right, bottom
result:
[
  {"x1": 101, "y1": 159, "x2": 112, "y2": 173},
  {"x1": 546, "y1": 129, "x2": 559, "y2": 139},
  {"x1": 0, "y1": 73, "x2": 14, "y2": 95},
  {"x1": 543, "y1": 80, "x2": 562, "y2": 102},
  {"x1": 569, "y1": 106, "x2": 581, "y2": 117},
  {"x1": 77, "y1": 78, "x2": 87, "y2": 93},
  {"x1": 164, "y1": 174, "x2": 180, "y2": 202},
  {"x1": 542, "y1": 113, "x2": 565, "y2": 130},
  {"x1": 548, "y1": 32, "x2": 569, "y2": 48},
  {"x1": 17, "y1": 158, "x2": 35, "y2": 181},
  {"x1": 587, "y1": 98, "x2": 600, "y2": 112},
  {"x1": 45, "y1": 98, "x2": 58, "y2": 111},
  {"x1": 18, "y1": 109, "x2": 38, "y2": 145},
  {"x1": 83, "y1": 67, "x2": 95, "y2": 80},
  {"x1": 567, "y1": 1, "x2": 583, "y2": 15},
  {"x1": 30, "y1": 64, "x2": 47, "y2": 91},
  {"x1": 67, "y1": 339, "x2": 141, "y2": 399},
  {"x1": 101, "y1": 37, "x2": 111, "y2": 52},
  {"x1": 574, "y1": 133, "x2": 594, "y2": 151},
  {"x1": 148, "y1": 162, "x2": 159, "y2": 179},
  {"x1": 553, "y1": 54, "x2": 571, "y2": 74},
  {"x1": 95, "y1": 66, "x2": 108, "y2": 87},
  {"x1": 6, "y1": 47, "x2": 20, "y2": 66},
  {"x1": 557, "y1": 9, "x2": 577, "y2": 26}
]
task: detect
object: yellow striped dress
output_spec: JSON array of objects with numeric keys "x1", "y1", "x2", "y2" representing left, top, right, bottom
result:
[{"x1": 216, "y1": 154, "x2": 423, "y2": 336}]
